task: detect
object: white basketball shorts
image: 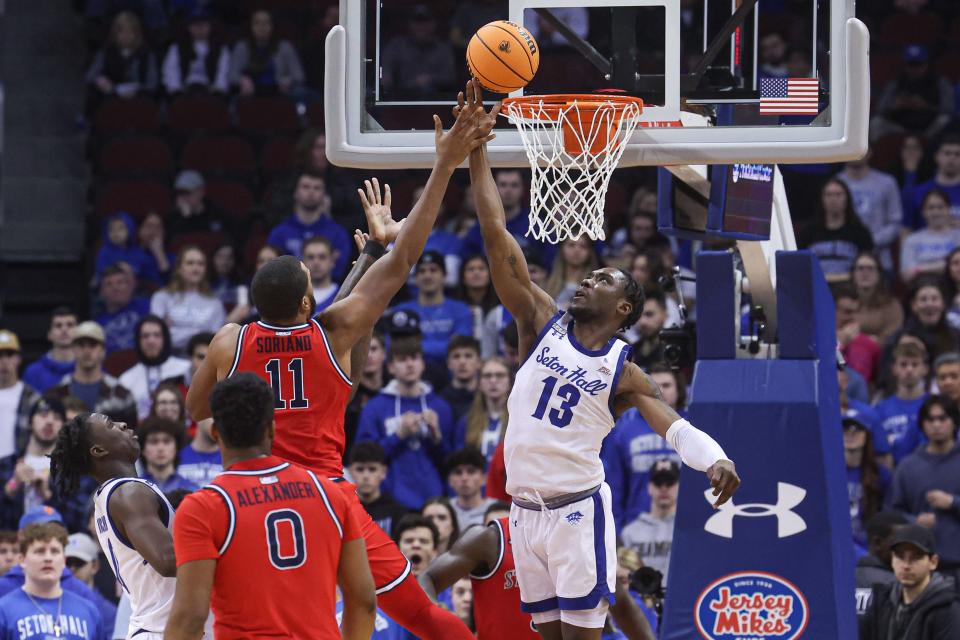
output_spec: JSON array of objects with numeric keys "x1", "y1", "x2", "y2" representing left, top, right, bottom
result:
[{"x1": 509, "y1": 483, "x2": 617, "y2": 618}]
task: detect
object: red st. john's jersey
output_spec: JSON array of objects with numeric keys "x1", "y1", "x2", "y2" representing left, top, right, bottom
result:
[
  {"x1": 470, "y1": 517, "x2": 539, "y2": 640},
  {"x1": 231, "y1": 319, "x2": 352, "y2": 476},
  {"x1": 174, "y1": 456, "x2": 363, "y2": 639}
]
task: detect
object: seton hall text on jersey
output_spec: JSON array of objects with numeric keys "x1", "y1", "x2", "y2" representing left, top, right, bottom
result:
[
  {"x1": 535, "y1": 346, "x2": 609, "y2": 395},
  {"x1": 234, "y1": 480, "x2": 316, "y2": 507},
  {"x1": 255, "y1": 335, "x2": 313, "y2": 353}
]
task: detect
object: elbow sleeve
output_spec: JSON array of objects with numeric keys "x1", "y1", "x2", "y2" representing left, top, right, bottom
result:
[{"x1": 665, "y1": 418, "x2": 728, "y2": 472}]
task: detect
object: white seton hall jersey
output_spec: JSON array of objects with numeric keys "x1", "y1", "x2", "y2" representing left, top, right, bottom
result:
[
  {"x1": 94, "y1": 477, "x2": 176, "y2": 637},
  {"x1": 505, "y1": 312, "x2": 632, "y2": 499}
]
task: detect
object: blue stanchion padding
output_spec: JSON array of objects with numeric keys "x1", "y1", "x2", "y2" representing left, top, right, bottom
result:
[
  {"x1": 695, "y1": 252, "x2": 736, "y2": 360},
  {"x1": 659, "y1": 251, "x2": 855, "y2": 640}
]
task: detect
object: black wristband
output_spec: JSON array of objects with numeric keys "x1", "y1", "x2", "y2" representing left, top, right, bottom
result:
[{"x1": 362, "y1": 240, "x2": 386, "y2": 259}]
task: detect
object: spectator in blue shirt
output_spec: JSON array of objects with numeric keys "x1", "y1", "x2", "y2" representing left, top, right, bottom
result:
[
  {"x1": 874, "y1": 340, "x2": 930, "y2": 464},
  {"x1": 356, "y1": 338, "x2": 456, "y2": 510},
  {"x1": 903, "y1": 136, "x2": 960, "y2": 229},
  {"x1": 22, "y1": 308, "x2": 77, "y2": 395},
  {"x1": 602, "y1": 364, "x2": 684, "y2": 533},
  {"x1": 0, "y1": 521, "x2": 105, "y2": 640},
  {"x1": 176, "y1": 418, "x2": 221, "y2": 487},
  {"x1": 137, "y1": 417, "x2": 197, "y2": 494},
  {"x1": 267, "y1": 171, "x2": 352, "y2": 280},
  {"x1": 460, "y1": 169, "x2": 555, "y2": 265},
  {"x1": 94, "y1": 264, "x2": 149, "y2": 355},
  {"x1": 95, "y1": 213, "x2": 160, "y2": 287},
  {"x1": 392, "y1": 251, "x2": 473, "y2": 367}
]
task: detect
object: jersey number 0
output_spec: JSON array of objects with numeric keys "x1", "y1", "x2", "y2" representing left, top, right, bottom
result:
[{"x1": 265, "y1": 358, "x2": 309, "y2": 410}]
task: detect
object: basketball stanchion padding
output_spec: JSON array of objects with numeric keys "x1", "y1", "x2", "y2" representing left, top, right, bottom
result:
[{"x1": 501, "y1": 94, "x2": 646, "y2": 243}]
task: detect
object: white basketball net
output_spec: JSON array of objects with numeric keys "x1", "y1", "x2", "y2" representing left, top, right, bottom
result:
[{"x1": 502, "y1": 96, "x2": 644, "y2": 243}]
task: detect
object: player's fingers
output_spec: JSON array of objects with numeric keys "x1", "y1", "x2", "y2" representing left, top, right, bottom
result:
[
  {"x1": 384, "y1": 183, "x2": 392, "y2": 208},
  {"x1": 433, "y1": 114, "x2": 442, "y2": 140},
  {"x1": 372, "y1": 177, "x2": 381, "y2": 204},
  {"x1": 490, "y1": 101, "x2": 502, "y2": 119},
  {"x1": 465, "y1": 79, "x2": 474, "y2": 105},
  {"x1": 357, "y1": 188, "x2": 370, "y2": 209},
  {"x1": 364, "y1": 179, "x2": 375, "y2": 204},
  {"x1": 457, "y1": 90, "x2": 465, "y2": 110}
]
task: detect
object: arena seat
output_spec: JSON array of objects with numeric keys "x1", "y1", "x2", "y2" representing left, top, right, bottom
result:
[
  {"x1": 168, "y1": 95, "x2": 231, "y2": 135},
  {"x1": 181, "y1": 136, "x2": 256, "y2": 181},
  {"x1": 170, "y1": 230, "x2": 229, "y2": 256},
  {"x1": 94, "y1": 97, "x2": 160, "y2": 135},
  {"x1": 99, "y1": 136, "x2": 175, "y2": 178},
  {"x1": 96, "y1": 180, "x2": 172, "y2": 220},
  {"x1": 205, "y1": 180, "x2": 255, "y2": 219},
  {"x1": 103, "y1": 349, "x2": 138, "y2": 377},
  {"x1": 236, "y1": 97, "x2": 301, "y2": 136},
  {"x1": 260, "y1": 137, "x2": 297, "y2": 177},
  {"x1": 875, "y1": 12, "x2": 942, "y2": 46}
]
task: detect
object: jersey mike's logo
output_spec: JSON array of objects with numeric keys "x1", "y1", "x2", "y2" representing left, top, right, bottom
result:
[
  {"x1": 703, "y1": 482, "x2": 806, "y2": 539},
  {"x1": 695, "y1": 571, "x2": 808, "y2": 640}
]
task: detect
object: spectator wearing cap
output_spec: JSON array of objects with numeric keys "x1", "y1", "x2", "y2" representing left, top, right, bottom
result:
[
  {"x1": 870, "y1": 44, "x2": 955, "y2": 144},
  {"x1": 95, "y1": 212, "x2": 162, "y2": 286},
  {"x1": 0, "y1": 521, "x2": 106, "y2": 640},
  {"x1": 166, "y1": 170, "x2": 231, "y2": 243},
  {"x1": 392, "y1": 251, "x2": 473, "y2": 367},
  {"x1": 380, "y1": 4, "x2": 456, "y2": 100},
  {"x1": 859, "y1": 524, "x2": 960, "y2": 639},
  {"x1": 890, "y1": 395, "x2": 960, "y2": 578},
  {"x1": 440, "y1": 336, "x2": 481, "y2": 423},
  {"x1": 445, "y1": 447, "x2": 495, "y2": 531},
  {"x1": 356, "y1": 337, "x2": 456, "y2": 510},
  {"x1": 0, "y1": 330, "x2": 42, "y2": 459},
  {"x1": 47, "y1": 322, "x2": 137, "y2": 428},
  {"x1": 903, "y1": 136, "x2": 960, "y2": 229},
  {"x1": 844, "y1": 416, "x2": 893, "y2": 550},
  {"x1": 934, "y1": 353, "x2": 960, "y2": 406},
  {"x1": 461, "y1": 170, "x2": 556, "y2": 265},
  {"x1": 0, "y1": 530, "x2": 15, "y2": 576},
  {"x1": 119, "y1": 316, "x2": 190, "y2": 420},
  {"x1": 23, "y1": 308, "x2": 78, "y2": 395},
  {"x1": 856, "y1": 511, "x2": 908, "y2": 617},
  {"x1": 65, "y1": 532, "x2": 118, "y2": 630},
  {"x1": 346, "y1": 441, "x2": 409, "y2": 539},
  {"x1": 302, "y1": 236, "x2": 340, "y2": 312},
  {"x1": 161, "y1": 8, "x2": 230, "y2": 95},
  {"x1": 138, "y1": 417, "x2": 197, "y2": 494},
  {"x1": 94, "y1": 263, "x2": 150, "y2": 355},
  {"x1": 266, "y1": 171, "x2": 352, "y2": 280},
  {"x1": 621, "y1": 459, "x2": 680, "y2": 585},
  {"x1": 229, "y1": 9, "x2": 305, "y2": 98}
]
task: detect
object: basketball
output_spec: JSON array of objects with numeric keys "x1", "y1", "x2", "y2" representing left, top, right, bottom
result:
[{"x1": 467, "y1": 20, "x2": 540, "y2": 94}]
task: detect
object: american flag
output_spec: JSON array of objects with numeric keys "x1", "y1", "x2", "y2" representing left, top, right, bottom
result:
[{"x1": 759, "y1": 77, "x2": 820, "y2": 115}]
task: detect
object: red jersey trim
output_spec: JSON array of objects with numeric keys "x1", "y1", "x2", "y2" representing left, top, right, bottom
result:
[
  {"x1": 204, "y1": 484, "x2": 236, "y2": 555},
  {"x1": 226, "y1": 324, "x2": 249, "y2": 378},
  {"x1": 305, "y1": 469, "x2": 343, "y2": 538},
  {"x1": 311, "y1": 318, "x2": 352, "y2": 387},
  {"x1": 469, "y1": 519, "x2": 505, "y2": 580}
]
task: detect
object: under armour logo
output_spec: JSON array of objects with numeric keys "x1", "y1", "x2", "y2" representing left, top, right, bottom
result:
[
  {"x1": 597, "y1": 366, "x2": 612, "y2": 376},
  {"x1": 703, "y1": 482, "x2": 807, "y2": 539},
  {"x1": 549, "y1": 325, "x2": 566, "y2": 338},
  {"x1": 566, "y1": 511, "x2": 584, "y2": 525}
]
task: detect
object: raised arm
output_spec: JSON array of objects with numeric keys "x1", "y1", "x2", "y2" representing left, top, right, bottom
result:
[
  {"x1": 468, "y1": 119, "x2": 556, "y2": 349},
  {"x1": 321, "y1": 79, "x2": 495, "y2": 359},
  {"x1": 614, "y1": 362, "x2": 740, "y2": 507},
  {"x1": 109, "y1": 483, "x2": 177, "y2": 577},
  {"x1": 418, "y1": 524, "x2": 501, "y2": 602}
]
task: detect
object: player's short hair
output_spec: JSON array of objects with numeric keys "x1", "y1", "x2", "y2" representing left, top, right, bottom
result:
[
  {"x1": 934, "y1": 352, "x2": 960, "y2": 372},
  {"x1": 447, "y1": 335, "x2": 480, "y2": 358},
  {"x1": 19, "y1": 522, "x2": 68, "y2": 555},
  {"x1": 388, "y1": 336, "x2": 423, "y2": 361},
  {"x1": 302, "y1": 235, "x2": 334, "y2": 254},
  {"x1": 49, "y1": 414, "x2": 94, "y2": 497},
  {"x1": 251, "y1": 255, "x2": 308, "y2": 321},
  {"x1": 865, "y1": 511, "x2": 908, "y2": 541},
  {"x1": 892, "y1": 340, "x2": 928, "y2": 364},
  {"x1": 347, "y1": 441, "x2": 387, "y2": 466},
  {"x1": 616, "y1": 268, "x2": 645, "y2": 330},
  {"x1": 394, "y1": 514, "x2": 439, "y2": 549},
  {"x1": 445, "y1": 447, "x2": 487, "y2": 476},
  {"x1": 209, "y1": 374, "x2": 275, "y2": 448},
  {"x1": 187, "y1": 332, "x2": 214, "y2": 357},
  {"x1": 484, "y1": 501, "x2": 510, "y2": 520}
]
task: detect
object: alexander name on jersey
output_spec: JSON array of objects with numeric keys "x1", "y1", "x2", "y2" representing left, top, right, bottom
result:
[
  {"x1": 230, "y1": 476, "x2": 318, "y2": 508},
  {"x1": 535, "y1": 346, "x2": 610, "y2": 395},
  {"x1": 254, "y1": 334, "x2": 313, "y2": 354}
]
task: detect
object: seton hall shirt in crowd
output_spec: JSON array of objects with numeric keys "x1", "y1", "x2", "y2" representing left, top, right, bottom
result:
[
  {"x1": 391, "y1": 299, "x2": 474, "y2": 363},
  {"x1": 266, "y1": 214, "x2": 352, "y2": 280},
  {"x1": 873, "y1": 394, "x2": 928, "y2": 464},
  {"x1": 0, "y1": 587, "x2": 104, "y2": 640},
  {"x1": 96, "y1": 297, "x2": 150, "y2": 354},
  {"x1": 176, "y1": 445, "x2": 223, "y2": 487}
]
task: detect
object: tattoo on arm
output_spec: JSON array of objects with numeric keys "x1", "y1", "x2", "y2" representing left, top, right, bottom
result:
[{"x1": 505, "y1": 254, "x2": 520, "y2": 280}]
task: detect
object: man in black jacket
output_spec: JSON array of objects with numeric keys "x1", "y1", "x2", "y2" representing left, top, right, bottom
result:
[
  {"x1": 856, "y1": 511, "x2": 908, "y2": 616},
  {"x1": 860, "y1": 524, "x2": 960, "y2": 639}
]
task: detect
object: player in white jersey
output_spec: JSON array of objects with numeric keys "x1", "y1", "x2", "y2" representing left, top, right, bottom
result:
[
  {"x1": 50, "y1": 413, "x2": 177, "y2": 639},
  {"x1": 461, "y1": 85, "x2": 741, "y2": 639}
]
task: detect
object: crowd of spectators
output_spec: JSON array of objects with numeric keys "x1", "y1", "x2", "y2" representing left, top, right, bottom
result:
[{"x1": 3, "y1": 0, "x2": 960, "y2": 637}]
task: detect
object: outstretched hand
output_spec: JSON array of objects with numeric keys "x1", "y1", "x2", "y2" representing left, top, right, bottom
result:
[
  {"x1": 434, "y1": 79, "x2": 499, "y2": 170},
  {"x1": 356, "y1": 177, "x2": 404, "y2": 245},
  {"x1": 706, "y1": 459, "x2": 741, "y2": 509}
]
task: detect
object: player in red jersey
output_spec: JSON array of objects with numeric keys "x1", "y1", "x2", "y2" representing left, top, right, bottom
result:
[
  {"x1": 185, "y1": 80, "x2": 495, "y2": 640},
  {"x1": 420, "y1": 503, "x2": 656, "y2": 640},
  {"x1": 166, "y1": 373, "x2": 376, "y2": 640}
]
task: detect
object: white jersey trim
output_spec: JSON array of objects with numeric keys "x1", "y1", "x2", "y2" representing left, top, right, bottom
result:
[
  {"x1": 220, "y1": 462, "x2": 290, "y2": 476},
  {"x1": 203, "y1": 484, "x2": 237, "y2": 555},
  {"x1": 311, "y1": 318, "x2": 352, "y2": 387},
  {"x1": 256, "y1": 320, "x2": 311, "y2": 331},
  {"x1": 226, "y1": 324, "x2": 249, "y2": 378},
  {"x1": 305, "y1": 469, "x2": 343, "y2": 538},
  {"x1": 375, "y1": 560, "x2": 412, "y2": 595},
  {"x1": 469, "y1": 520, "x2": 506, "y2": 580}
]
